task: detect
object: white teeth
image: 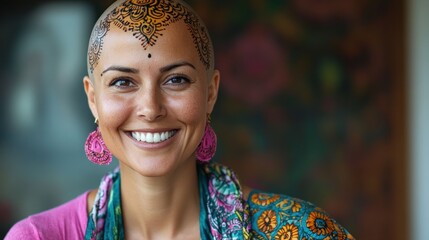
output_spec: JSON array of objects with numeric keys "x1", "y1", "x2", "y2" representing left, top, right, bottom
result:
[
  {"x1": 131, "y1": 130, "x2": 176, "y2": 143},
  {"x1": 146, "y1": 133, "x2": 153, "y2": 143},
  {"x1": 153, "y1": 133, "x2": 160, "y2": 142},
  {"x1": 161, "y1": 132, "x2": 166, "y2": 141},
  {"x1": 132, "y1": 132, "x2": 141, "y2": 141}
]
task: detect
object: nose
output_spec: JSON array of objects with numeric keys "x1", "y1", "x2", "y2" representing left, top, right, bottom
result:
[{"x1": 136, "y1": 84, "x2": 166, "y2": 121}]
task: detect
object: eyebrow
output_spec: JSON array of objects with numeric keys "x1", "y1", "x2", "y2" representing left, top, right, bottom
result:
[
  {"x1": 100, "y1": 61, "x2": 196, "y2": 77},
  {"x1": 159, "y1": 61, "x2": 196, "y2": 73},
  {"x1": 101, "y1": 66, "x2": 139, "y2": 76}
]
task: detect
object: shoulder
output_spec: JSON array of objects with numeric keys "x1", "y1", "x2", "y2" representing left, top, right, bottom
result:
[
  {"x1": 247, "y1": 190, "x2": 354, "y2": 240},
  {"x1": 5, "y1": 192, "x2": 89, "y2": 240}
]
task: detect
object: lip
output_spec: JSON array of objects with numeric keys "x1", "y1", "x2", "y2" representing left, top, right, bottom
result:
[{"x1": 125, "y1": 128, "x2": 179, "y2": 149}]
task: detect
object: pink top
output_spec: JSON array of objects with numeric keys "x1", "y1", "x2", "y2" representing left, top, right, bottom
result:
[{"x1": 5, "y1": 191, "x2": 89, "y2": 240}]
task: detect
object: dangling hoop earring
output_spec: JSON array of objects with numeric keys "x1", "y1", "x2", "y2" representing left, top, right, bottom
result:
[
  {"x1": 84, "y1": 118, "x2": 112, "y2": 165},
  {"x1": 196, "y1": 114, "x2": 217, "y2": 163}
]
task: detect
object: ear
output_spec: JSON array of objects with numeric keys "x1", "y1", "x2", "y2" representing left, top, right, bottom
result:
[
  {"x1": 83, "y1": 76, "x2": 98, "y2": 119},
  {"x1": 207, "y1": 69, "x2": 220, "y2": 114}
]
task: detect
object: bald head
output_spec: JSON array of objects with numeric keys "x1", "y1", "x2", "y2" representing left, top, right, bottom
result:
[{"x1": 87, "y1": 0, "x2": 214, "y2": 77}]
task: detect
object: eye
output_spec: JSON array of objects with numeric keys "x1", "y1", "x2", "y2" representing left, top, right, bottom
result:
[
  {"x1": 165, "y1": 76, "x2": 191, "y2": 85},
  {"x1": 110, "y1": 78, "x2": 136, "y2": 88}
]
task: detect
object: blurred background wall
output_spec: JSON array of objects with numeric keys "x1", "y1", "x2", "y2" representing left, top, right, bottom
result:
[
  {"x1": 408, "y1": 0, "x2": 429, "y2": 239},
  {"x1": 0, "y1": 1, "x2": 118, "y2": 237},
  {"x1": 0, "y1": 0, "x2": 426, "y2": 239}
]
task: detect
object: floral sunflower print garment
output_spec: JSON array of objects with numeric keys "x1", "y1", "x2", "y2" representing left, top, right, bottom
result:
[{"x1": 248, "y1": 191, "x2": 354, "y2": 240}]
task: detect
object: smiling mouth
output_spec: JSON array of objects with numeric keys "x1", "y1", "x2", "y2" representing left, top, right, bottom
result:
[{"x1": 130, "y1": 130, "x2": 178, "y2": 143}]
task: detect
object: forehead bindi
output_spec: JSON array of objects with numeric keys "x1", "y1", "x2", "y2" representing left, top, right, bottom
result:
[{"x1": 88, "y1": 0, "x2": 211, "y2": 73}]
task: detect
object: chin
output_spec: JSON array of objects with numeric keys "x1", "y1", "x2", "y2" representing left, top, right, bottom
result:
[{"x1": 122, "y1": 154, "x2": 194, "y2": 177}]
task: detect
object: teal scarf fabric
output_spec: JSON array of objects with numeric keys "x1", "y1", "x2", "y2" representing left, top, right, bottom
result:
[
  {"x1": 85, "y1": 167, "x2": 124, "y2": 240},
  {"x1": 85, "y1": 163, "x2": 251, "y2": 239}
]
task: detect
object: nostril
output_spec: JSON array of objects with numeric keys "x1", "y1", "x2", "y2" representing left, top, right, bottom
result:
[{"x1": 136, "y1": 108, "x2": 167, "y2": 121}]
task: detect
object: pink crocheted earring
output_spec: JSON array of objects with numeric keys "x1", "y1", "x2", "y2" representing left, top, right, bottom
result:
[
  {"x1": 85, "y1": 119, "x2": 112, "y2": 165},
  {"x1": 196, "y1": 115, "x2": 217, "y2": 163}
]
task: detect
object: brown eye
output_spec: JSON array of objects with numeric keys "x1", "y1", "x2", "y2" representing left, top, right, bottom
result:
[
  {"x1": 165, "y1": 76, "x2": 190, "y2": 85},
  {"x1": 111, "y1": 78, "x2": 135, "y2": 88}
]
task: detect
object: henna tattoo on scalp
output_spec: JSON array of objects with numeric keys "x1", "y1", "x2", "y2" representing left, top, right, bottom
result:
[{"x1": 88, "y1": 0, "x2": 212, "y2": 73}]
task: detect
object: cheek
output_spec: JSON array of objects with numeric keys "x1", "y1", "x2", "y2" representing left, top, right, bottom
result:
[
  {"x1": 168, "y1": 89, "x2": 207, "y2": 125},
  {"x1": 96, "y1": 94, "x2": 132, "y2": 128}
]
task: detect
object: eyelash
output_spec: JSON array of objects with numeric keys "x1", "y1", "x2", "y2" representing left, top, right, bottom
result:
[
  {"x1": 164, "y1": 75, "x2": 191, "y2": 85},
  {"x1": 109, "y1": 78, "x2": 135, "y2": 88},
  {"x1": 108, "y1": 75, "x2": 192, "y2": 89}
]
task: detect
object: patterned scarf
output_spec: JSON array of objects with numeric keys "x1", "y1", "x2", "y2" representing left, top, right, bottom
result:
[{"x1": 85, "y1": 163, "x2": 251, "y2": 239}]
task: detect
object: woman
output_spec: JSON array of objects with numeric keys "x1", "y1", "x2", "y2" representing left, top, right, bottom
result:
[{"x1": 6, "y1": 0, "x2": 354, "y2": 239}]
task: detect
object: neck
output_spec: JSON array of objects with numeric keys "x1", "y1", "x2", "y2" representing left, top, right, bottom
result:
[{"x1": 119, "y1": 161, "x2": 201, "y2": 240}]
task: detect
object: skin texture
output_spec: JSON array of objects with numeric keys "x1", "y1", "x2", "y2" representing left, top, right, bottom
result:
[{"x1": 83, "y1": 1, "x2": 219, "y2": 238}]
